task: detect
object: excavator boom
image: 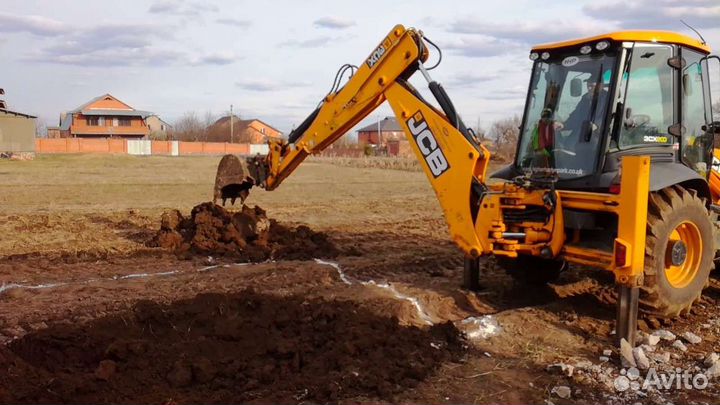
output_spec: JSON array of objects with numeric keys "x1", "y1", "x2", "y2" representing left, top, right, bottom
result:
[{"x1": 215, "y1": 24, "x2": 492, "y2": 254}]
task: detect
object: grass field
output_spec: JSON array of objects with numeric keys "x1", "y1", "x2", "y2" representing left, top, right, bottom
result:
[
  {"x1": 0, "y1": 154, "x2": 442, "y2": 257},
  {"x1": 0, "y1": 154, "x2": 436, "y2": 218}
]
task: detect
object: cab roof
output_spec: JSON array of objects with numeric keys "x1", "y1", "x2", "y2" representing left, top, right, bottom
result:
[{"x1": 531, "y1": 31, "x2": 711, "y2": 54}]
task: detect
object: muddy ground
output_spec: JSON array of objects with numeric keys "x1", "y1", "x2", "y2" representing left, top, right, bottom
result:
[{"x1": 1, "y1": 156, "x2": 719, "y2": 404}]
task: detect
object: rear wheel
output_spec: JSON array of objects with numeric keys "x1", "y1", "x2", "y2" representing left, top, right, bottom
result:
[
  {"x1": 641, "y1": 186, "x2": 714, "y2": 318},
  {"x1": 496, "y1": 255, "x2": 566, "y2": 285}
]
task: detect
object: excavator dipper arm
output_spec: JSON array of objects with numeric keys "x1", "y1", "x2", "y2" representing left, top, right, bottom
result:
[{"x1": 215, "y1": 24, "x2": 491, "y2": 255}]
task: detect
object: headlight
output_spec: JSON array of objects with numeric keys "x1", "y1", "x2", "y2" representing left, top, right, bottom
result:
[
  {"x1": 580, "y1": 45, "x2": 592, "y2": 54},
  {"x1": 529, "y1": 52, "x2": 539, "y2": 61},
  {"x1": 596, "y1": 41, "x2": 610, "y2": 51},
  {"x1": 541, "y1": 52, "x2": 550, "y2": 60}
]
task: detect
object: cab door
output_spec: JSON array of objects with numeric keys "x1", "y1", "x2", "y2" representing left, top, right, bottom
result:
[{"x1": 679, "y1": 47, "x2": 713, "y2": 177}]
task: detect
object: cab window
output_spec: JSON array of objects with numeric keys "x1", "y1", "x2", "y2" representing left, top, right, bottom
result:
[
  {"x1": 681, "y1": 47, "x2": 712, "y2": 175},
  {"x1": 618, "y1": 44, "x2": 675, "y2": 148}
]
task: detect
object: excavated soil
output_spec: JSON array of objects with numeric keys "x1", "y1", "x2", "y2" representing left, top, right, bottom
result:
[
  {"x1": 151, "y1": 202, "x2": 340, "y2": 261},
  {"x1": 0, "y1": 290, "x2": 463, "y2": 404}
]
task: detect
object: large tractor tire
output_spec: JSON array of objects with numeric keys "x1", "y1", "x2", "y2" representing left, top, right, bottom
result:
[
  {"x1": 641, "y1": 186, "x2": 714, "y2": 318},
  {"x1": 496, "y1": 255, "x2": 566, "y2": 285}
]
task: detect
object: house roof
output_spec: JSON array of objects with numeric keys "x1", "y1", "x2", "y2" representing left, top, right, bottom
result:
[
  {"x1": 212, "y1": 116, "x2": 282, "y2": 134},
  {"x1": 146, "y1": 114, "x2": 172, "y2": 127},
  {"x1": 0, "y1": 108, "x2": 37, "y2": 119},
  {"x1": 59, "y1": 114, "x2": 72, "y2": 131},
  {"x1": 80, "y1": 109, "x2": 153, "y2": 118},
  {"x1": 357, "y1": 117, "x2": 402, "y2": 133}
]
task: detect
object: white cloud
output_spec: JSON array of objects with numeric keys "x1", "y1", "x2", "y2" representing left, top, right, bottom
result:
[
  {"x1": 25, "y1": 47, "x2": 185, "y2": 67},
  {"x1": 21, "y1": 22, "x2": 238, "y2": 67},
  {"x1": 148, "y1": 0, "x2": 219, "y2": 16},
  {"x1": 448, "y1": 18, "x2": 611, "y2": 45},
  {"x1": 313, "y1": 16, "x2": 355, "y2": 29},
  {"x1": 192, "y1": 51, "x2": 239, "y2": 66},
  {"x1": 443, "y1": 36, "x2": 523, "y2": 58},
  {"x1": 0, "y1": 12, "x2": 69, "y2": 36},
  {"x1": 278, "y1": 36, "x2": 334, "y2": 48},
  {"x1": 444, "y1": 72, "x2": 499, "y2": 87},
  {"x1": 584, "y1": 0, "x2": 720, "y2": 29},
  {"x1": 216, "y1": 18, "x2": 251, "y2": 28},
  {"x1": 235, "y1": 79, "x2": 310, "y2": 92}
]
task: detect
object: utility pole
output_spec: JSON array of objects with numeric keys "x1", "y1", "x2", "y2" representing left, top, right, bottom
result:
[
  {"x1": 376, "y1": 114, "x2": 381, "y2": 152},
  {"x1": 230, "y1": 104, "x2": 234, "y2": 143}
]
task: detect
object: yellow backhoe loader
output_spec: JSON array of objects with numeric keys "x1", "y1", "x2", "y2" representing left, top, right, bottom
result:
[{"x1": 214, "y1": 25, "x2": 720, "y2": 346}]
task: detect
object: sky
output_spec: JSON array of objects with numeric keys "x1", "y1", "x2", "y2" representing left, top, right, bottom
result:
[{"x1": 1, "y1": 0, "x2": 719, "y2": 135}]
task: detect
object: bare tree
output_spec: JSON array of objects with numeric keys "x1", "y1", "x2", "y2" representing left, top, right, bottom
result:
[
  {"x1": 489, "y1": 115, "x2": 521, "y2": 161},
  {"x1": 472, "y1": 117, "x2": 486, "y2": 141},
  {"x1": 713, "y1": 100, "x2": 720, "y2": 121},
  {"x1": 35, "y1": 119, "x2": 48, "y2": 138},
  {"x1": 173, "y1": 111, "x2": 204, "y2": 141},
  {"x1": 203, "y1": 110, "x2": 216, "y2": 141}
]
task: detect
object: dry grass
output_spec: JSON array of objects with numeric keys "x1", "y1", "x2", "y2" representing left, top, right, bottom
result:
[
  {"x1": 0, "y1": 154, "x2": 442, "y2": 256},
  {"x1": 308, "y1": 156, "x2": 422, "y2": 172}
]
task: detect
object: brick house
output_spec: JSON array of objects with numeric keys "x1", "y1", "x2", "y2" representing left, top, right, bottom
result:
[
  {"x1": 52, "y1": 94, "x2": 152, "y2": 139},
  {"x1": 207, "y1": 116, "x2": 282, "y2": 143},
  {"x1": 356, "y1": 117, "x2": 410, "y2": 156},
  {"x1": 145, "y1": 114, "x2": 172, "y2": 139}
]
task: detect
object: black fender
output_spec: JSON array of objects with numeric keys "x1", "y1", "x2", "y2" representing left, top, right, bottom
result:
[
  {"x1": 490, "y1": 164, "x2": 516, "y2": 180},
  {"x1": 649, "y1": 162, "x2": 711, "y2": 202}
]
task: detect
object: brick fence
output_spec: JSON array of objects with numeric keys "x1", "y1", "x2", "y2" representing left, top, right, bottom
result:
[{"x1": 35, "y1": 139, "x2": 267, "y2": 156}]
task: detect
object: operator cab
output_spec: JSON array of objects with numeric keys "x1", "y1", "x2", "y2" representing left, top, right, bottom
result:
[{"x1": 499, "y1": 31, "x2": 717, "y2": 194}]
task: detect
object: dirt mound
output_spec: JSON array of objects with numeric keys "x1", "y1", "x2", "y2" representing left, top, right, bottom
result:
[
  {"x1": 0, "y1": 290, "x2": 464, "y2": 404},
  {"x1": 151, "y1": 202, "x2": 339, "y2": 261}
]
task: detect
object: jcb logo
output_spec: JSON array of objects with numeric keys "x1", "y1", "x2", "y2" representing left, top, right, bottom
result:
[
  {"x1": 366, "y1": 37, "x2": 391, "y2": 68},
  {"x1": 366, "y1": 45, "x2": 386, "y2": 68},
  {"x1": 407, "y1": 112, "x2": 450, "y2": 178}
]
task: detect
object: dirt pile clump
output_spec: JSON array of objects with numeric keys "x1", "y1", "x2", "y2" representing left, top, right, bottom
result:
[
  {"x1": 0, "y1": 290, "x2": 464, "y2": 404},
  {"x1": 151, "y1": 202, "x2": 338, "y2": 261}
]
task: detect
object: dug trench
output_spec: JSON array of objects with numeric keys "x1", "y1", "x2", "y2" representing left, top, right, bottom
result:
[{"x1": 0, "y1": 290, "x2": 464, "y2": 404}]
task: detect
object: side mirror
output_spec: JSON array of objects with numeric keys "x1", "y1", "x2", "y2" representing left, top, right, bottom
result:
[
  {"x1": 570, "y1": 78, "x2": 582, "y2": 97},
  {"x1": 682, "y1": 73, "x2": 692, "y2": 96},
  {"x1": 702, "y1": 121, "x2": 720, "y2": 134}
]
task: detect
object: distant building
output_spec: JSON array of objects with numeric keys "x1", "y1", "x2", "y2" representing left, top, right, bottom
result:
[
  {"x1": 0, "y1": 108, "x2": 36, "y2": 157},
  {"x1": 145, "y1": 114, "x2": 172, "y2": 139},
  {"x1": 54, "y1": 94, "x2": 153, "y2": 139},
  {"x1": 357, "y1": 117, "x2": 410, "y2": 156},
  {"x1": 207, "y1": 116, "x2": 283, "y2": 143}
]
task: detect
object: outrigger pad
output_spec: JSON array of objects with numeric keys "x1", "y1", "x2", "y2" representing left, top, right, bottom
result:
[{"x1": 214, "y1": 154, "x2": 255, "y2": 206}]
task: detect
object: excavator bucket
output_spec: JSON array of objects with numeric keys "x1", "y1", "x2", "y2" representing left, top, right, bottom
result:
[{"x1": 213, "y1": 154, "x2": 256, "y2": 206}]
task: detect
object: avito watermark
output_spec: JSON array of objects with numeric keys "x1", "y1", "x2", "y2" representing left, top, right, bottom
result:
[{"x1": 614, "y1": 367, "x2": 709, "y2": 392}]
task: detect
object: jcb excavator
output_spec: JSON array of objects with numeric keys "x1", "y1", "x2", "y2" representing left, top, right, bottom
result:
[{"x1": 214, "y1": 25, "x2": 720, "y2": 346}]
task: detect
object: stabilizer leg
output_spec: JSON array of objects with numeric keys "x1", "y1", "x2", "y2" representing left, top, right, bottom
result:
[
  {"x1": 463, "y1": 256, "x2": 481, "y2": 291},
  {"x1": 616, "y1": 285, "x2": 639, "y2": 346}
]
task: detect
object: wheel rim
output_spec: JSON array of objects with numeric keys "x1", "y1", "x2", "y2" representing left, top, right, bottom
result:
[{"x1": 664, "y1": 221, "x2": 702, "y2": 289}]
